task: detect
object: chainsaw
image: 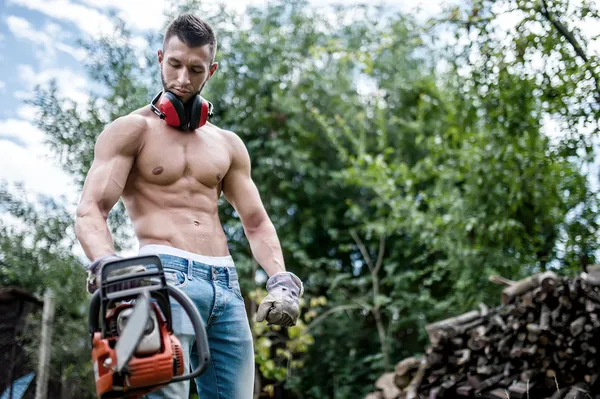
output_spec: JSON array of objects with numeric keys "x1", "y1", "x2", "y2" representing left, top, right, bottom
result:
[{"x1": 88, "y1": 255, "x2": 210, "y2": 399}]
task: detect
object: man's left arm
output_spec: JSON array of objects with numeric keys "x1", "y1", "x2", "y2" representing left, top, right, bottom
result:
[
  {"x1": 221, "y1": 132, "x2": 285, "y2": 277},
  {"x1": 222, "y1": 131, "x2": 303, "y2": 326}
]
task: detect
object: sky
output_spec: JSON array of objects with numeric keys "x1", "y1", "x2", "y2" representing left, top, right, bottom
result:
[{"x1": 0, "y1": 0, "x2": 457, "y2": 205}]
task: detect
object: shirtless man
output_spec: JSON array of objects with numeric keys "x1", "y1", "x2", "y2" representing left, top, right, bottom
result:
[{"x1": 74, "y1": 13, "x2": 304, "y2": 399}]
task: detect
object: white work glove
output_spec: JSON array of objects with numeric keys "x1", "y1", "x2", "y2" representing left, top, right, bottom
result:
[
  {"x1": 85, "y1": 255, "x2": 146, "y2": 294},
  {"x1": 256, "y1": 272, "x2": 304, "y2": 327},
  {"x1": 86, "y1": 254, "x2": 123, "y2": 294}
]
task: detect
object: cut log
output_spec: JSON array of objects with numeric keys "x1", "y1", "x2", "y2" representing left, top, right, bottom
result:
[
  {"x1": 455, "y1": 383, "x2": 473, "y2": 397},
  {"x1": 427, "y1": 387, "x2": 441, "y2": 399},
  {"x1": 540, "y1": 304, "x2": 551, "y2": 330},
  {"x1": 475, "y1": 374, "x2": 504, "y2": 395},
  {"x1": 479, "y1": 303, "x2": 490, "y2": 316},
  {"x1": 454, "y1": 349, "x2": 471, "y2": 366},
  {"x1": 394, "y1": 374, "x2": 411, "y2": 390},
  {"x1": 501, "y1": 272, "x2": 560, "y2": 304},
  {"x1": 484, "y1": 388, "x2": 511, "y2": 399},
  {"x1": 405, "y1": 358, "x2": 428, "y2": 399},
  {"x1": 489, "y1": 275, "x2": 516, "y2": 286},
  {"x1": 374, "y1": 372, "x2": 401, "y2": 399},
  {"x1": 394, "y1": 357, "x2": 422, "y2": 376},
  {"x1": 569, "y1": 316, "x2": 587, "y2": 337},
  {"x1": 425, "y1": 310, "x2": 480, "y2": 335},
  {"x1": 582, "y1": 264, "x2": 600, "y2": 286},
  {"x1": 508, "y1": 380, "x2": 531, "y2": 399},
  {"x1": 540, "y1": 271, "x2": 560, "y2": 293},
  {"x1": 563, "y1": 382, "x2": 590, "y2": 399}
]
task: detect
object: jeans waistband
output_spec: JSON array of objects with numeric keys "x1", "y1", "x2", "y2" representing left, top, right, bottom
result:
[
  {"x1": 139, "y1": 244, "x2": 234, "y2": 266},
  {"x1": 138, "y1": 245, "x2": 237, "y2": 285}
]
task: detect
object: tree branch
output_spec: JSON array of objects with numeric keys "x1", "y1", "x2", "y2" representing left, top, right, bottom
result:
[
  {"x1": 539, "y1": 0, "x2": 587, "y2": 61},
  {"x1": 304, "y1": 305, "x2": 365, "y2": 333},
  {"x1": 339, "y1": 286, "x2": 372, "y2": 310},
  {"x1": 538, "y1": 0, "x2": 600, "y2": 101},
  {"x1": 350, "y1": 229, "x2": 373, "y2": 272},
  {"x1": 374, "y1": 236, "x2": 386, "y2": 276}
]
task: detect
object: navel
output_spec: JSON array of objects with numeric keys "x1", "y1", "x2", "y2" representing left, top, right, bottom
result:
[
  {"x1": 152, "y1": 166, "x2": 164, "y2": 175},
  {"x1": 216, "y1": 173, "x2": 222, "y2": 182},
  {"x1": 194, "y1": 221, "x2": 200, "y2": 226}
]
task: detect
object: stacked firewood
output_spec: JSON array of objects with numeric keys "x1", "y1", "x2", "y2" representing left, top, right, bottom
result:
[{"x1": 365, "y1": 266, "x2": 600, "y2": 399}]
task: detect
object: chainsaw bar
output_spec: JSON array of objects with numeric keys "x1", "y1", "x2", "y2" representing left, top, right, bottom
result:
[{"x1": 114, "y1": 290, "x2": 150, "y2": 373}]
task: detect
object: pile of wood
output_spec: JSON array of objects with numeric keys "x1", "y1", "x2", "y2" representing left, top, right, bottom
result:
[{"x1": 365, "y1": 266, "x2": 600, "y2": 399}]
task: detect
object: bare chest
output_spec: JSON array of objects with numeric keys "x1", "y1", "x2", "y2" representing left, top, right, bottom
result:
[{"x1": 133, "y1": 122, "x2": 231, "y2": 188}]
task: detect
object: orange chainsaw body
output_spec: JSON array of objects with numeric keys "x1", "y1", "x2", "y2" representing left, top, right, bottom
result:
[{"x1": 91, "y1": 303, "x2": 185, "y2": 399}]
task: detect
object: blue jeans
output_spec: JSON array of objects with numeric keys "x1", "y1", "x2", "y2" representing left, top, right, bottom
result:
[{"x1": 140, "y1": 250, "x2": 254, "y2": 399}]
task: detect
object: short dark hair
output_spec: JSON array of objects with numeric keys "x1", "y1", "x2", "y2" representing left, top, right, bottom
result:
[{"x1": 163, "y1": 13, "x2": 217, "y2": 61}]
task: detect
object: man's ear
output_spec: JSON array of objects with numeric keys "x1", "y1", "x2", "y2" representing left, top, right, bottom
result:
[
  {"x1": 209, "y1": 62, "x2": 218, "y2": 77},
  {"x1": 158, "y1": 49, "x2": 164, "y2": 64}
]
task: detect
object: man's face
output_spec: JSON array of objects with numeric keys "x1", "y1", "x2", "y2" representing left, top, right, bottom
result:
[{"x1": 158, "y1": 36, "x2": 218, "y2": 104}]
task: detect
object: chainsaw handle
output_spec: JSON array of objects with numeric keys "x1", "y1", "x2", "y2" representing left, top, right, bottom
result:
[
  {"x1": 167, "y1": 285, "x2": 210, "y2": 381},
  {"x1": 100, "y1": 255, "x2": 165, "y2": 285},
  {"x1": 88, "y1": 289, "x2": 101, "y2": 335}
]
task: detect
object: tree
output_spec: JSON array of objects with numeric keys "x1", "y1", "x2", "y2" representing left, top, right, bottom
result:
[
  {"x1": 0, "y1": 182, "x2": 96, "y2": 397},
  {"x1": 433, "y1": 0, "x2": 600, "y2": 272}
]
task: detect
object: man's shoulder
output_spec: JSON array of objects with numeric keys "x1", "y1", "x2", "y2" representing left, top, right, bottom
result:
[
  {"x1": 127, "y1": 106, "x2": 153, "y2": 127},
  {"x1": 97, "y1": 109, "x2": 150, "y2": 152},
  {"x1": 105, "y1": 108, "x2": 151, "y2": 135},
  {"x1": 207, "y1": 123, "x2": 246, "y2": 151}
]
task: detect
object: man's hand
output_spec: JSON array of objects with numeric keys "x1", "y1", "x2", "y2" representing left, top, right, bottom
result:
[
  {"x1": 256, "y1": 272, "x2": 304, "y2": 327},
  {"x1": 86, "y1": 254, "x2": 123, "y2": 294}
]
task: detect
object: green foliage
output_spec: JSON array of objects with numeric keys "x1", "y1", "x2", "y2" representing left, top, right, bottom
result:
[
  {"x1": 434, "y1": 0, "x2": 600, "y2": 271},
  {"x1": 0, "y1": 182, "x2": 95, "y2": 396}
]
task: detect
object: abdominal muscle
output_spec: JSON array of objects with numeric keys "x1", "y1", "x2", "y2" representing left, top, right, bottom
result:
[{"x1": 122, "y1": 177, "x2": 231, "y2": 257}]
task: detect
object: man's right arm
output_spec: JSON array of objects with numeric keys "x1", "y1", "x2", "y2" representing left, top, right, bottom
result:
[{"x1": 75, "y1": 114, "x2": 146, "y2": 262}]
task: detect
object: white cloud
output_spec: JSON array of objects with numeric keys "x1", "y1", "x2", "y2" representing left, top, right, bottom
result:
[
  {"x1": 16, "y1": 64, "x2": 90, "y2": 109},
  {"x1": 6, "y1": 15, "x2": 33, "y2": 38},
  {"x1": 0, "y1": 119, "x2": 77, "y2": 200},
  {"x1": 7, "y1": 0, "x2": 115, "y2": 36},
  {"x1": 16, "y1": 104, "x2": 38, "y2": 121},
  {"x1": 6, "y1": 16, "x2": 87, "y2": 65},
  {"x1": 79, "y1": 0, "x2": 167, "y2": 32},
  {"x1": 0, "y1": 81, "x2": 5, "y2": 91},
  {"x1": 55, "y1": 41, "x2": 88, "y2": 61},
  {"x1": 0, "y1": 119, "x2": 44, "y2": 147}
]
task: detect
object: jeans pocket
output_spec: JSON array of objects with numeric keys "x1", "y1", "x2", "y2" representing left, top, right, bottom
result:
[{"x1": 163, "y1": 268, "x2": 189, "y2": 288}]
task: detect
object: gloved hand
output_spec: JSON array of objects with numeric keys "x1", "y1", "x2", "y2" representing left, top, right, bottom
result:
[
  {"x1": 85, "y1": 254, "x2": 123, "y2": 294},
  {"x1": 256, "y1": 271, "x2": 304, "y2": 327}
]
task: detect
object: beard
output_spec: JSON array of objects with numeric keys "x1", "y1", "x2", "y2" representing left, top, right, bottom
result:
[{"x1": 161, "y1": 68, "x2": 207, "y2": 104}]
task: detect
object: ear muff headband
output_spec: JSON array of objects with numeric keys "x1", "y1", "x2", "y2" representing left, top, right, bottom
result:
[{"x1": 150, "y1": 91, "x2": 214, "y2": 131}]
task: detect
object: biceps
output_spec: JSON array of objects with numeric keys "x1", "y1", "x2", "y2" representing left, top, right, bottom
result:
[{"x1": 79, "y1": 155, "x2": 134, "y2": 218}]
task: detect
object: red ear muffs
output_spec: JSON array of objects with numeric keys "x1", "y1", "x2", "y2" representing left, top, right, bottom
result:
[
  {"x1": 151, "y1": 91, "x2": 213, "y2": 131},
  {"x1": 188, "y1": 95, "x2": 213, "y2": 130},
  {"x1": 161, "y1": 91, "x2": 186, "y2": 128}
]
